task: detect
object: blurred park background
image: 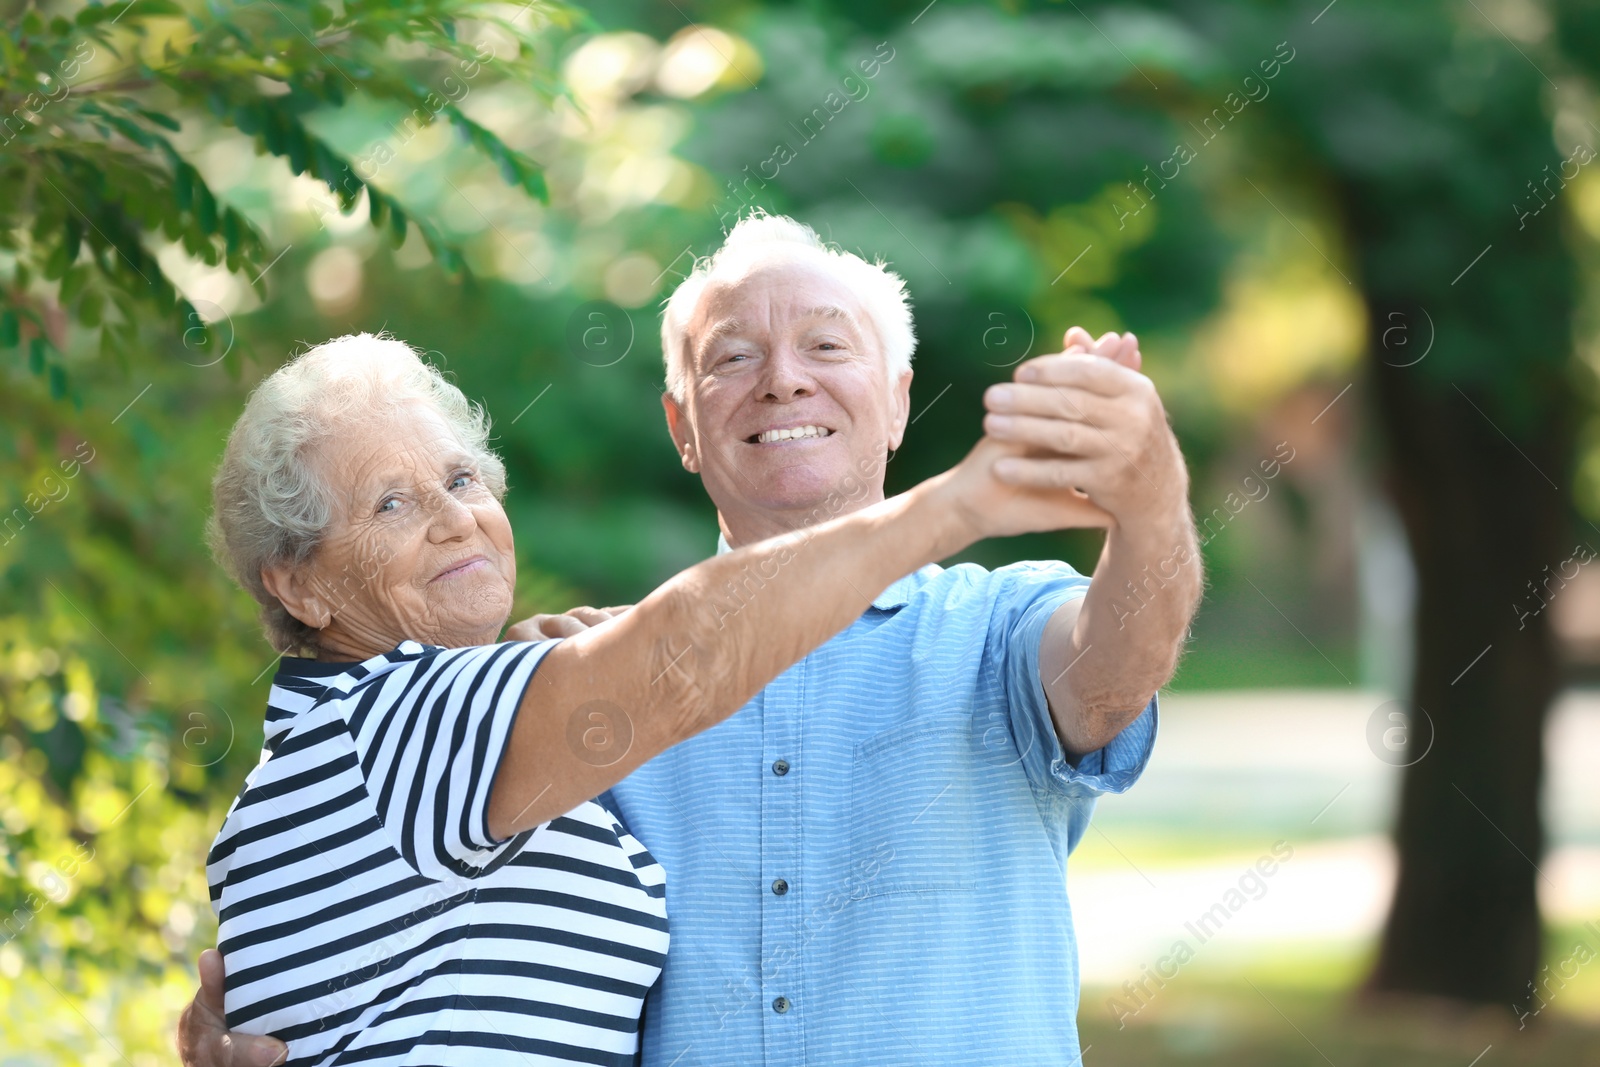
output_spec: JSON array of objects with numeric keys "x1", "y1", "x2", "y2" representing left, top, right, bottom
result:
[{"x1": 4, "y1": 0, "x2": 1600, "y2": 1062}]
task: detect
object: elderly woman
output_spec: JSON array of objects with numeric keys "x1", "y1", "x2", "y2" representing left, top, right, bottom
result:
[{"x1": 202, "y1": 333, "x2": 1083, "y2": 1066}]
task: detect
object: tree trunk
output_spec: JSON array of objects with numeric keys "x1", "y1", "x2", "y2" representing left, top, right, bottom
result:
[{"x1": 1362, "y1": 344, "x2": 1569, "y2": 1005}]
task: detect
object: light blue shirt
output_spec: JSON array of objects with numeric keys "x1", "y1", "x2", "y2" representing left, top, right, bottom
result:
[{"x1": 605, "y1": 549, "x2": 1158, "y2": 1066}]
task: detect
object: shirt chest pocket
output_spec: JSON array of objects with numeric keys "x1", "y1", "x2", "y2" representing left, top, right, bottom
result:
[{"x1": 846, "y1": 718, "x2": 978, "y2": 897}]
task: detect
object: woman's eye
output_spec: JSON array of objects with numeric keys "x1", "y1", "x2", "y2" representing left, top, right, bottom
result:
[
  {"x1": 449, "y1": 472, "x2": 474, "y2": 490},
  {"x1": 378, "y1": 497, "x2": 400, "y2": 514}
]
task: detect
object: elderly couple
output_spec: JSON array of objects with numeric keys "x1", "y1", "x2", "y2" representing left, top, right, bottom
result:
[{"x1": 180, "y1": 214, "x2": 1201, "y2": 1066}]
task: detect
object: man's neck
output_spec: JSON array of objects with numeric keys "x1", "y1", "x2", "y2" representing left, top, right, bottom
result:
[{"x1": 717, "y1": 495, "x2": 883, "y2": 550}]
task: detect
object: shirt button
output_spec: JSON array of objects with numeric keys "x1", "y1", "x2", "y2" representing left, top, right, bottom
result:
[
  {"x1": 772, "y1": 759, "x2": 790, "y2": 776},
  {"x1": 772, "y1": 996, "x2": 791, "y2": 1014},
  {"x1": 771, "y1": 878, "x2": 789, "y2": 896}
]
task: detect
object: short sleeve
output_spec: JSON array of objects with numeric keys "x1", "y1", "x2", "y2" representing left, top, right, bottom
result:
[
  {"x1": 985, "y1": 562, "x2": 1159, "y2": 800},
  {"x1": 345, "y1": 640, "x2": 558, "y2": 881}
]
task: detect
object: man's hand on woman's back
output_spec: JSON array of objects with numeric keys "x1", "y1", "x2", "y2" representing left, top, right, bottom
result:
[{"x1": 176, "y1": 950, "x2": 286, "y2": 1067}]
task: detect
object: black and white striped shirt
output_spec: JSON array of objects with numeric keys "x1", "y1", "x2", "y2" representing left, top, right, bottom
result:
[{"x1": 207, "y1": 640, "x2": 668, "y2": 1067}]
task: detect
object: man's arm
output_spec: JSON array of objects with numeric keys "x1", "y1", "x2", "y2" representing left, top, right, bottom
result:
[
  {"x1": 986, "y1": 328, "x2": 1202, "y2": 754},
  {"x1": 487, "y1": 432, "x2": 1113, "y2": 835}
]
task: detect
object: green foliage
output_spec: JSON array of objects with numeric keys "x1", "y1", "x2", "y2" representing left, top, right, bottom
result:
[
  {"x1": 0, "y1": 1, "x2": 576, "y2": 1059},
  {"x1": 0, "y1": 0, "x2": 567, "y2": 393}
]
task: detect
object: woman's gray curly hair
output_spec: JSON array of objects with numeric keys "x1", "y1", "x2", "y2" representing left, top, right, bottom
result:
[{"x1": 208, "y1": 333, "x2": 507, "y2": 655}]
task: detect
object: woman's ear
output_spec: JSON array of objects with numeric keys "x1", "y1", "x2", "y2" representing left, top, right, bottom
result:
[
  {"x1": 261, "y1": 564, "x2": 332, "y2": 630},
  {"x1": 661, "y1": 393, "x2": 700, "y2": 473}
]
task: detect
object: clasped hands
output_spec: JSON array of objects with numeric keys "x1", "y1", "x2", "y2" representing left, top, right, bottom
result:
[{"x1": 982, "y1": 325, "x2": 1187, "y2": 535}]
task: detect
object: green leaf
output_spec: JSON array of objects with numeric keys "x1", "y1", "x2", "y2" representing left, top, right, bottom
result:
[
  {"x1": 29, "y1": 337, "x2": 46, "y2": 375},
  {"x1": 234, "y1": 103, "x2": 260, "y2": 136},
  {"x1": 80, "y1": 290, "x2": 105, "y2": 328},
  {"x1": 45, "y1": 241, "x2": 72, "y2": 281},
  {"x1": 139, "y1": 109, "x2": 182, "y2": 133},
  {"x1": 261, "y1": 110, "x2": 285, "y2": 157},
  {"x1": 60, "y1": 266, "x2": 89, "y2": 304},
  {"x1": 77, "y1": 3, "x2": 128, "y2": 27},
  {"x1": 195, "y1": 185, "x2": 218, "y2": 233},
  {"x1": 104, "y1": 114, "x2": 154, "y2": 148},
  {"x1": 285, "y1": 124, "x2": 310, "y2": 175},
  {"x1": 48, "y1": 364, "x2": 67, "y2": 400},
  {"x1": 0, "y1": 310, "x2": 18, "y2": 348},
  {"x1": 173, "y1": 163, "x2": 194, "y2": 212},
  {"x1": 522, "y1": 168, "x2": 549, "y2": 202}
]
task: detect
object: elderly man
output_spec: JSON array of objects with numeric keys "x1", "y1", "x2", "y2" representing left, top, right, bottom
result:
[{"x1": 181, "y1": 215, "x2": 1200, "y2": 1065}]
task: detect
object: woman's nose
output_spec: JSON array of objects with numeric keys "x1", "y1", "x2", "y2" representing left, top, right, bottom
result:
[{"x1": 426, "y1": 488, "x2": 477, "y2": 540}]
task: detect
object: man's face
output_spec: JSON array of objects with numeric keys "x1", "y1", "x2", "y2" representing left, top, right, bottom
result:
[{"x1": 664, "y1": 259, "x2": 912, "y2": 534}]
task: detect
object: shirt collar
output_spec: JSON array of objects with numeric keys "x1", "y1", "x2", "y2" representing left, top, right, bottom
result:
[{"x1": 715, "y1": 532, "x2": 940, "y2": 611}]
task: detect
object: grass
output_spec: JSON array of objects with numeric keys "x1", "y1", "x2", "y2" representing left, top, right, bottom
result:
[
  {"x1": 1079, "y1": 980, "x2": 1600, "y2": 1066},
  {"x1": 1078, "y1": 930, "x2": 1600, "y2": 1066}
]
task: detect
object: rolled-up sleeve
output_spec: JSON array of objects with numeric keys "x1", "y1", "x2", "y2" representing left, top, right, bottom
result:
[{"x1": 988, "y1": 562, "x2": 1159, "y2": 800}]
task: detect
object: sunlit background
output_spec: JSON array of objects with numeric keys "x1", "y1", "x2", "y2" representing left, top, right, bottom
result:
[{"x1": 4, "y1": 0, "x2": 1600, "y2": 1063}]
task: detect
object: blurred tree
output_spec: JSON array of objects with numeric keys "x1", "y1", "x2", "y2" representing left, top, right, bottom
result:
[
  {"x1": 1262, "y1": 0, "x2": 1584, "y2": 1007},
  {"x1": 0, "y1": 1, "x2": 570, "y2": 1057},
  {"x1": 614, "y1": 0, "x2": 1595, "y2": 1010}
]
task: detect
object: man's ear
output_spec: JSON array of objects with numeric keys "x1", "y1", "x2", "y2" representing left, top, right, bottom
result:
[
  {"x1": 887, "y1": 369, "x2": 914, "y2": 452},
  {"x1": 661, "y1": 392, "x2": 700, "y2": 473},
  {"x1": 261, "y1": 563, "x2": 332, "y2": 630}
]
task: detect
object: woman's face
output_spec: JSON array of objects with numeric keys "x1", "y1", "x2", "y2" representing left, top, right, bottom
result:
[{"x1": 270, "y1": 401, "x2": 517, "y2": 659}]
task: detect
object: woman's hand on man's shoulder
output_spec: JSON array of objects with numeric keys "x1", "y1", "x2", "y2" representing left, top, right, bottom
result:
[{"x1": 505, "y1": 605, "x2": 633, "y2": 641}]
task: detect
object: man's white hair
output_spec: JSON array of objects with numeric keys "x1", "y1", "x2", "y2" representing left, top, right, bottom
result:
[{"x1": 660, "y1": 213, "x2": 916, "y2": 400}]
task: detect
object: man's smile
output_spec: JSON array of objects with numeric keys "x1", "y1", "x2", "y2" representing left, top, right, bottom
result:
[{"x1": 746, "y1": 423, "x2": 837, "y2": 445}]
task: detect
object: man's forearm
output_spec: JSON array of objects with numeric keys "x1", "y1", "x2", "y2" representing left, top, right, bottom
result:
[{"x1": 1040, "y1": 512, "x2": 1202, "y2": 753}]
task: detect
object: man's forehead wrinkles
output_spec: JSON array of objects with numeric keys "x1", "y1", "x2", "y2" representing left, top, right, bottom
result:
[{"x1": 695, "y1": 301, "x2": 862, "y2": 356}]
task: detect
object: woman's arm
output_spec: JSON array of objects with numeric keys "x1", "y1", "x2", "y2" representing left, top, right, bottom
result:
[{"x1": 487, "y1": 436, "x2": 1110, "y2": 836}]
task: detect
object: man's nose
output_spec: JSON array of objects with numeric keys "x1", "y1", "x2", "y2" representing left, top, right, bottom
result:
[{"x1": 759, "y1": 345, "x2": 816, "y2": 400}]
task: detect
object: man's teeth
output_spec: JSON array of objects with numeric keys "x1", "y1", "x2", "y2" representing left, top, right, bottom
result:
[{"x1": 757, "y1": 425, "x2": 832, "y2": 444}]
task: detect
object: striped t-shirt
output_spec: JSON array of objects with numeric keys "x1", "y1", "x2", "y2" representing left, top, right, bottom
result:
[{"x1": 207, "y1": 640, "x2": 669, "y2": 1067}]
